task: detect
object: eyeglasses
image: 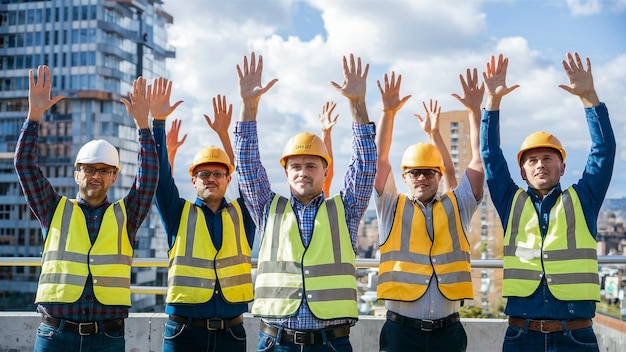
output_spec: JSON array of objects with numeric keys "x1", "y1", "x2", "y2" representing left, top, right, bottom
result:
[
  {"x1": 195, "y1": 170, "x2": 227, "y2": 180},
  {"x1": 80, "y1": 166, "x2": 117, "y2": 177},
  {"x1": 403, "y1": 169, "x2": 438, "y2": 180}
]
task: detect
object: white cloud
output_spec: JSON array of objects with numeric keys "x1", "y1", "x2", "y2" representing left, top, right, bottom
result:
[{"x1": 566, "y1": 0, "x2": 602, "y2": 16}]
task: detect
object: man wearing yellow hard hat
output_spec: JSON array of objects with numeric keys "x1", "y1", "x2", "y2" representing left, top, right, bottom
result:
[
  {"x1": 15, "y1": 66, "x2": 158, "y2": 351},
  {"x1": 480, "y1": 53, "x2": 616, "y2": 352},
  {"x1": 374, "y1": 69, "x2": 484, "y2": 352},
  {"x1": 150, "y1": 79, "x2": 255, "y2": 352},
  {"x1": 234, "y1": 52, "x2": 376, "y2": 352}
]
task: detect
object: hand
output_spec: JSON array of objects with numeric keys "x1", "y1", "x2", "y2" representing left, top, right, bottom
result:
[
  {"x1": 558, "y1": 52, "x2": 599, "y2": 107},
  {"x1": 166, "y1": 119, "x2": 187, "y2": 155},
  {"x1": 28, "y1": 66, "x2": 65, "y2": 122},
  {"x1": 236, "y1": 52, "x2": 278, "y2": 103},
  {"x1": 150, "y1": 77, "x2": 183, "y2": 120},
  {"x1": 319, "y1": 101, "x2": 338, "y2": 133},
  {"x1": 377, "y1": 71, "x2": 411, "y2": 113},
  {"x1": 121, "y1": 77, "x2": 152, "y2": 129},
  {"x1": 452, "y1": 68, "x2": 484, "y2": 113},
  {"x1": 483, "y1": 54, "x2": 519, "y2": 99},
  {"x1": 330, "y1": 54, "x2": 369, "y2": 101},
  {"x1": 415, "y1": 99, "x2": 441, "y2": 136},
  {"x1": 205, "y1": 94, "x2": 233, "y2": 136}
]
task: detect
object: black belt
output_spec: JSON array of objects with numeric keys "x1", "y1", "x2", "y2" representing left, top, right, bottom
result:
[
  {"x1": 169, "y1": 314, "x2": 243, "y2": 330},
  {"x1": 386, "y1": 311, "x2": 460, "y2": 331},
  {"x1": 41, "y1": 316, "x2": 124, "y2": 336},
  {"x1": 260, "y1": 321, "x2": 350, "y2": 345}
]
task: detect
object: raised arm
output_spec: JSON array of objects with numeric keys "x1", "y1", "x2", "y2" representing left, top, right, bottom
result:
[
  {"x1": 205, "y1": 94, "x2": 234, "y2": 164},
  {"x1": 558, "y1": 52, "x2": 600, "y2": 108},
  {"x1": 452, "y1": 68, "x2": 485, "y2": 200},
  {"x1": 415, "y1": 99, "x2": 457, "y2": 191},
  {"x1": 482, "y1": 54, "x2": 519, "y2": 111},
  {"x1": 120, "y1": 76, "x2": 152, "y2": 129},
  {"x1": 28, "y1": 66, "x2": 65, "y2": 122},
  {"x1": 150, "y1": 77, "x2": 184, "y2": 121},
  {"x1": 373, "y1": 71, "x2": 411, "y2": 194},
  {"x1": 166, "y1": 119, "x2": 187, "y2": 172},
  {"x1": 319, "y1": 101, "x2": 338, "y2": 196},
  {"x1": 330, "y1": 54, "x2": 372, "y2": 125},
  {"x1": 237, "y1": 52, "x2": 278, "y2": 122}
]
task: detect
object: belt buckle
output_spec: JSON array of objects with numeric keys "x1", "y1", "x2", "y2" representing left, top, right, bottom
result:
[
  {"x1": 420, "y1": 319, "x2": 435, "y2": 332},
  {"x1": 293, "y1": 331, "x2": 314, "y2": 345},
  {"x1": 207, "y1": 318, "x2": 224, "y2": 330},
  {"x1": 78, "y1": 322, "x2": 96, "y2": 336},
  {"x1": 539, "y1": 320, "x2": 551, "y2": 334}
]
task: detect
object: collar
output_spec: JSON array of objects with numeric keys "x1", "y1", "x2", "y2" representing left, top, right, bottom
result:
[{"x1": 527, "y1": 183, "x2": 562, "y2": 202}]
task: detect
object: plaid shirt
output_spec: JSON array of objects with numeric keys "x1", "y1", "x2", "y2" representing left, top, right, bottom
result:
[
  {"x1": 14, "y1": 120, "x2": 159, "y2": 322},
  {"x1": 234, "y1": 121, "x2": 376, "y2": 330}
]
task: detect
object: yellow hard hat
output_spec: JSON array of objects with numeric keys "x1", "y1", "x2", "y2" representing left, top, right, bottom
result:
[
  {"x1": 400, "y1": 142, "x2": 445, "y2": 173},
  {"x1": 188, "y1": 146, "x2": 234, "y2": 176},
  {"x1": 517, "y1": 131, "x2": 566, "y2": 165},
  {"x1": 280, "y1": 132, "x2": 331, "y2": 167}
]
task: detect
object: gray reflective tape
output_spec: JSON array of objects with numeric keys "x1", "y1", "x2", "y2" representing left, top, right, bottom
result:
[
  {"x1": 185, "y1": 206, "x2": 198, "y2": 257},
  {"x1": 399, "y1": 199, "x2": 415, "y2": 251},
  {"x1": 43, "y1": 251, "x2": 88, "y2": 263},
  {"x1": 504, "y1": 268, "x2": 543, "y2": 280},
  {"x1": 91, "y1": 276, "x2": 130, "y2": 288},
  {"x1": 218, "y1": 273, "x2": 252, "y2": 287},
  {"x1": 561, "y1": 190, "x2": 577, "y2": 249},
  {"x1": 325, "y1": 198, "x2": 341, "y2": 263},
  {"x1": 113, "y1": 203, "x2": 124, "y2": 252},
  {"x1": 505, "y1": 191, "x2": 528, "y2": 256},
  {"x1": 380, "y1": 250, "x2": 431, "y2": 265},
  {"x1": 431, "y1": 250, "x2": 471, "y2": 264},
  {"x1": 254, "y1": 286, "x2": 302, "y2": 300},
  {"x1": 216, "y1": 255, "x2": 251, "y2": 268},
  {"x1": 171, "y1": 256, "x2": 215, "y2": 269},
  {"x1": 305, "y1": 263, "x2": 355, "y2": 277},
  {"x1": 378, "y1": 270, "x2": 432, "y2": 284},
  {"x1": 439, "y1": 194, "x2": 461, "y2": 252},
  {"x1": 269, "y1": 196, "x2": 288, "y2": 261},
  {"x1": 90, "y1": 254, "x2": 132, "y2": 265},
  {"x1": 224, "y1": 203, "x2": 243, "y2": 254},
  {"x1": 542, "y1": 248, "x2": 597, "y2": 261},
  {"x1": 38, "y1": 272, "x2": 85, "y2": 286},
  {"x1": 437, "y1": 271, "x2": 472, "y2": 284},
  {"x1": 546, "y1": 272, "x2": 600, "y2": 285},
  {"x1": 257, "y1": 260, "x2": 301, "y2": 274},
  {"x1": 168, "y1": 275, "x2": 215, "y2": 289},
  {"x1": 306, "y1": 288, "x2": 356, "y2": 302}
]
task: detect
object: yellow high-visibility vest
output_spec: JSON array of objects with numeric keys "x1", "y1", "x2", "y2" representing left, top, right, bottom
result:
[
  {"x1": 36, "y1": 197, "x2": 133, "y2": 306},
  {"x1": 378, "y1": 192, "x2": 473, "y2": 301},
  {"x1": 503, "y1": 188, "x2": 600, "y2": 301},
  {"x1": 166, "y1": 201, "x2": 252, "y2": 304},
  {"x1": 252, "y1": 194, "x2": 358, "y2": 319}
]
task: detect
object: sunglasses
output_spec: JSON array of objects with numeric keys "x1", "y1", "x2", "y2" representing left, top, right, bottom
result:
[{"x1": 403, "y1": 169, "x2": 438, "y2": 179}]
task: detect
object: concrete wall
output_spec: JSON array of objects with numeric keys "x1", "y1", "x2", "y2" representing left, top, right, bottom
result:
[{"x1": 0, "y1": 313, "x2": 622, "y2": 352}]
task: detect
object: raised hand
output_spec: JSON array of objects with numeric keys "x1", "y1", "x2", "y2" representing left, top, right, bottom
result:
[
  {"x1": 205, "y1": 95, "x2": 233, "y2": 136},
  {"x1": 28, "y1": 66, "x2": 65, "y2": 122},
  {"x1": 377, "y1": 71, "x2": 411, "y2": 114},
  {"x1": 452, "y1": 68, "x2": 485, "y2": 113},
  {"x1": 121, "y1": 77, "x2": 152, "y2": 129},
  {"x1": 558, "y1": 52, "x2": 599, "y2": 107},
  {"x1": 415, "y1": 99, "x2": 441, "y2": 136},
  {"x1": 237, "y1": 52, "x2": 278, "y2": 103},
  {"x1": 150, "y1": 77, "x2": 183, "y2": 121},
  {"x1": 319, "y1": 101, "x2": 338, "y2": 133},
  {"x1": 483, "y1": 54, "x2": 519, "y2": 110},
  {"x1": 330, "y1": 54, "x2": 369, "y2": 101}
]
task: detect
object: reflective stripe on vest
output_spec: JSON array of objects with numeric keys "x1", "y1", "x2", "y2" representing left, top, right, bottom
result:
[
  {"x1": 503, "y1": 188, "x2": 600, "y2": 301},
  {"x1": 378, "y1": 192, "x2": 473, "y2": 301},
  {"x1": 252, "y1": 194, "x2": 358, "y2": 319},
  {"x1": 166, "y1": 201, "x2": 252, "y2": 304},
  {"x1": 36, "y1": 197, "x2": 132, "y2": 305}
]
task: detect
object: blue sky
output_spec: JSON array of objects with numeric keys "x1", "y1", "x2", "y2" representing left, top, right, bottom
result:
[{"x1": 163, "y1": 0, "x2": 626, "y2": 204}]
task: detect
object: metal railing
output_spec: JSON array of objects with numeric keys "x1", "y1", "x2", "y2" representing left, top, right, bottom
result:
[{"x1": 1, "y1": 256, "x2": 625, "y2": 295}]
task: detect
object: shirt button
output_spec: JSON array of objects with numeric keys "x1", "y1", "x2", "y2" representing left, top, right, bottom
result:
[{"x1": 569, "y1": 310, "x2": 574, "y2": 314}]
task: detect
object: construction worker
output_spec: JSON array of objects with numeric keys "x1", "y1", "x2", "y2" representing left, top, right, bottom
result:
[
  {"x1": 234, "y1": 52, "x2": 376, "y2": 352},
  {"x1": 15, "y1": 66, "x2": 158, "y2": 351},
  {"x1": 150, "y1": 79, "x2": 255, "y2": 352},
  {"x1": 480, "y1": 53, "x2": 615, "y2": 352},
  {"x1": 375, "y1": 69, "x2": 484, "y2": 352}
]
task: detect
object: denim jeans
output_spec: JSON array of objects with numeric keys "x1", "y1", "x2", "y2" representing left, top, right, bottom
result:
[
  {"x1": 161, "y1": 318, "x2": 247, "y2": 352},
  {"x1": 256, "y1": 330, "x2": 353, "y2": 352},
  {"x1": 33, "y1": 321, "x2": 125, "y2": 352},
  {"x1": 379, "y1": 318, "x2": 467, "y2": 352},
  {"x1": 502, "y1": 325, "x2": 599, "y2": 352}
]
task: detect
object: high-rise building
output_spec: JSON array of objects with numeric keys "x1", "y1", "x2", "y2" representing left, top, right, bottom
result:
[
  {"x1": 439, "y1": 110, "x2": 505, "y2": 315},
  {"x1": 0, "y1": 0, "x2": 174, "y2": 311}
]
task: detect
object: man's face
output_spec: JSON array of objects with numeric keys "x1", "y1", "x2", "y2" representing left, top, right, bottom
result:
[
  {"x1": 74, "y1": 163, "x2": 118, "y2": 205},
  {"x1": 284, "y1": 155, "x2": 328, "y2": 205},
  {"x1": 520, "y1": 147, "x2": 565, "y2": 196},
  {"x1": 191, "y1": 163, "x2": 231, "y2": 203},
  {"x1": 402, "y1": 168, "x2": 441, "y2": 205}
]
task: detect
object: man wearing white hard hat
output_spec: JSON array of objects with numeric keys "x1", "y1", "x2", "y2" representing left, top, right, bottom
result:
[
  {"x1": 14, "y1": 65, "x2": 158, "y2": 352},
  {"x1": 374, "y1": 69, "x2": 484, "y2": 352},
  {"x1": 149, "y1": 78, "x2": 256, "y2": 352}
]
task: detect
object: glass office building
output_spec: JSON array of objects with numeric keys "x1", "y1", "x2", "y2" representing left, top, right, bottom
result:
[{"x1": 0, "y1": 0, "x2": 174, "y2": 311}]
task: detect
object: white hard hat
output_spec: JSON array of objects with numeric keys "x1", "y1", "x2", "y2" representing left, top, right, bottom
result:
[{"x1": 75, "y1": 139, "x2": 120, "y2": 172}]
